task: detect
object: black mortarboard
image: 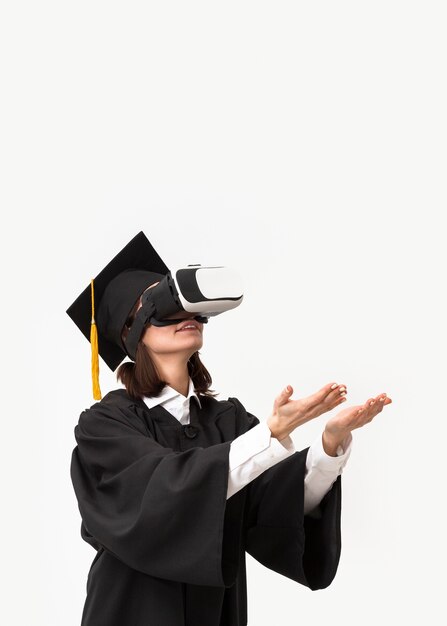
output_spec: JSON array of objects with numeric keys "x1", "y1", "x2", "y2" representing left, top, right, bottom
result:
[{"x1": 66, "y1": 232, "x2": 169, "y2": 394}]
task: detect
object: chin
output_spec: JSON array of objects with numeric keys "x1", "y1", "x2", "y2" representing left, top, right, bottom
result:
[{"x1": 177, "y1": 336, "x2": 203, "y2": 349}]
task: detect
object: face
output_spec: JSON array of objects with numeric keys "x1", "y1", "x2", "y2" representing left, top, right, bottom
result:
[{"x1": 138, "y1": 282, "x2": 204, "y2": 358}]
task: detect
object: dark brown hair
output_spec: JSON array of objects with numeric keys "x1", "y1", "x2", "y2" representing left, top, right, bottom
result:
[{"x1": 117, "y1": 313, "x2": 217, "y2": 400}]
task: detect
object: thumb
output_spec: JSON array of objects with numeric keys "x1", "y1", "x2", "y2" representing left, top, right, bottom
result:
[{"x1": 274, "y1": 385, "x2": 293, "y2": 410}]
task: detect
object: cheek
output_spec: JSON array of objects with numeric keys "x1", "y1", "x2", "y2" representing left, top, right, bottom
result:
[{"x1": 141, "y1": 326, "x2": 175, "y2": 350}]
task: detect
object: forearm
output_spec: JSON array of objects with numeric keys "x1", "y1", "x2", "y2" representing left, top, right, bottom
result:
[
  {"x1": 304, "y1": 431, "x2": 353, "y2": 515},
  {"x1": 227, "y1": 422, "x2": 295, "y2": 499}
]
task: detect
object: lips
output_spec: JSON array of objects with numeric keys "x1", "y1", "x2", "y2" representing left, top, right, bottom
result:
[{"x1": 177, "y1": 320, "x2": 201, "y2": 332}]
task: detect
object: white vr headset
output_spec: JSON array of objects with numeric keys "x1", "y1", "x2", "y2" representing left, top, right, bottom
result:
[{"x1": 124, "y1": 265, "x2": 244, "y2": 359}]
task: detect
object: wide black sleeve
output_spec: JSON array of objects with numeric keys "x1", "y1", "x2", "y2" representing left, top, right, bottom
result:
[
  {"x1": 70, "y1": 401, "x2": 232, "y2": 587},
  {"x1": 229, "y1": 398, "x2": 342, "y2": 591}
]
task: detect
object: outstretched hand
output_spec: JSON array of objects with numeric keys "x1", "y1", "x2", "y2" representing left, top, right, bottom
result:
[
  {"x1": 267, "y1": 382, "x2": 348, "y2": 441},
  {"x1": 267, "y1": 382, "x2": 393, "y2": 453},
  {"x1": 322, "y1": 392, "x2": 393, "y2": 455}
]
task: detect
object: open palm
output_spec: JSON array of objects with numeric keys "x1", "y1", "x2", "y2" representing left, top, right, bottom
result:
[{"x1": 324, "y1": 393, "x2": 393, "y2": 439}]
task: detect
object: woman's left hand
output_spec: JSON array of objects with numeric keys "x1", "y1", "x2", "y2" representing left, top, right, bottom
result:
[{"x1": 322, "y1": 392, "x2": 393, "y2": 456}]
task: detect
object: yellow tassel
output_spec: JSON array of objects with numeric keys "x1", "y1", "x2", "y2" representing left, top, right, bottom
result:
[{"x1": 90, "y1": 279, "x2": 102, "y2": 400}]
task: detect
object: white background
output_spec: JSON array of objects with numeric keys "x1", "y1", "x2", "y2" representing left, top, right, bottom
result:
[{"x1": 2, "y1": 2, "x2": 446, "y2": 625}]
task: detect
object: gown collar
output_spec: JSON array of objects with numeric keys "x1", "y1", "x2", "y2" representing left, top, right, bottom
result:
[{"x1": 142, "y1": 376, "x2": 202, "y2": 411}]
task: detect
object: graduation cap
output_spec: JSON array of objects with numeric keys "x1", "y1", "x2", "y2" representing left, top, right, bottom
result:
[{"x1": 66, "y1": 231, "x2": 169, "y2": 399}]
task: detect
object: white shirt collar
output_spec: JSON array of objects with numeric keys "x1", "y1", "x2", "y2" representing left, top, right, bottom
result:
[{"x1": 143, "y1": 377, "x2": 202, "y2": 410}]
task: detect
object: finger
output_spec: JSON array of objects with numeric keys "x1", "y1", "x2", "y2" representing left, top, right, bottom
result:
[
  {"x1": 328, "y1": 382, "x2": 347, "y2": 394},
  {"x1": 366, "y1": 397, "x2": 375, "y2": 405},
  {"x1": 313, "y1": 382, "x2": 348, "y2": 406},
  {"x1": 331, "y1": 383, "x2": 348, "y2": 402},
  {"x1": 302, "y1": 382, "x2": 349, "y2": 418},
  {"x1": 378, "y1": 393, "x2": 392, "y2": 406},
  {"x1": 355, "y1": 396, "x2": 388, "y2": 425},
  {"x1": 273, "y1": 385, "x2": 293, "y2": 409},
  {"x1": 369, "y1": 393, "x2": 393, "y2": 412},
  {"x1": 318, "y1": 392, "x2": 348, "y2": 417},
  {"x1": 327, "y1": 382, "x2": 348, "y2": 407},
  {"x1": 274, "y1": 386, "x2": 292, "y2": 406},
  {"x1": 374, "y1": 394, "x2": 387, "y2": 413},
  {"x1": 302, "y1": 383, "x2": 341, "y2": 415},
  {"x1": 374, "y1": 393, "x2": 393, "y2": 402},
  {"x1": 362, "y1": 398, "x2": 379, "y2": 417}
]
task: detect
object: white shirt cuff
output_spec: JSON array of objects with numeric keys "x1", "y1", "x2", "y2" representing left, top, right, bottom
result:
[
  {"x1": 227, "y1": 422, "x2": 295, "y2": 499},
  {"x1": 303, "y1": 432, "x2": 353, "y2": 515},
  {"x1": 306, "y1": 431, "x2": 353, "y2": 473}
]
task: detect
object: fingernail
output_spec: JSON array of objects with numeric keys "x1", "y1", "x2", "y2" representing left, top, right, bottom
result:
[
  {"x1": 331, "y1": 383, "x2": 338, "y2": 389},
  {"x1": 370, "y1": 401, "x2": 375, "y2": 405}
]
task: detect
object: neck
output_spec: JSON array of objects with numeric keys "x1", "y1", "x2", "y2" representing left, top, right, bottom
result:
[{"x1": 151, "y1": 353, "x2": 191, "y2": 397}]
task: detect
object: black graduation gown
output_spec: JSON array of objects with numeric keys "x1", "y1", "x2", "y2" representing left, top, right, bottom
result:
[{"x1": 70, "y1": 389, "x2": 342, "y2": 626}]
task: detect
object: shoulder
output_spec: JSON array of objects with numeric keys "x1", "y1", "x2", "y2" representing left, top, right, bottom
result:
[
  {"x1": 76, "y1": 389, "x2": 148, "y2": 437},
  {"x1": 90, "y1": 388, "x2": 137, "y2": 411},
  {"x1": 198, "y1": 394, "x2": 260, "y2": 433}
]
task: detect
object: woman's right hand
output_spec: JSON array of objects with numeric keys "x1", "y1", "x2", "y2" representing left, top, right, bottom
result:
[{"x1": 266, "y1": 382, "x2": 348, "y2": 441}]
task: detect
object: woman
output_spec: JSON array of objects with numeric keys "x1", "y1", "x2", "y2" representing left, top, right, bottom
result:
[{"x1": 68, "y1": 232, "x2": 392, "y2": 626}]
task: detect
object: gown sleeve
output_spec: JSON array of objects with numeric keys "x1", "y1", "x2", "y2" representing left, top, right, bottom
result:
[
  {"x1": 227, "y1": 398, "x2": 342, "y2": 591},
  {"x1": 70, "y1": 396, "x2": 232, "y2": 588}
]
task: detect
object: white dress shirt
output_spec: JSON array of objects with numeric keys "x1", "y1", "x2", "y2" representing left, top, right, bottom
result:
[{"x1": 143, "y1": 378, "x2": 352, "y2": 515}]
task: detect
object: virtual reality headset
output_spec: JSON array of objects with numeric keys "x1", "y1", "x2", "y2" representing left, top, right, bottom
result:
[{"x1": 124, "y1": 265, "x2": 243, "y2": 359}]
